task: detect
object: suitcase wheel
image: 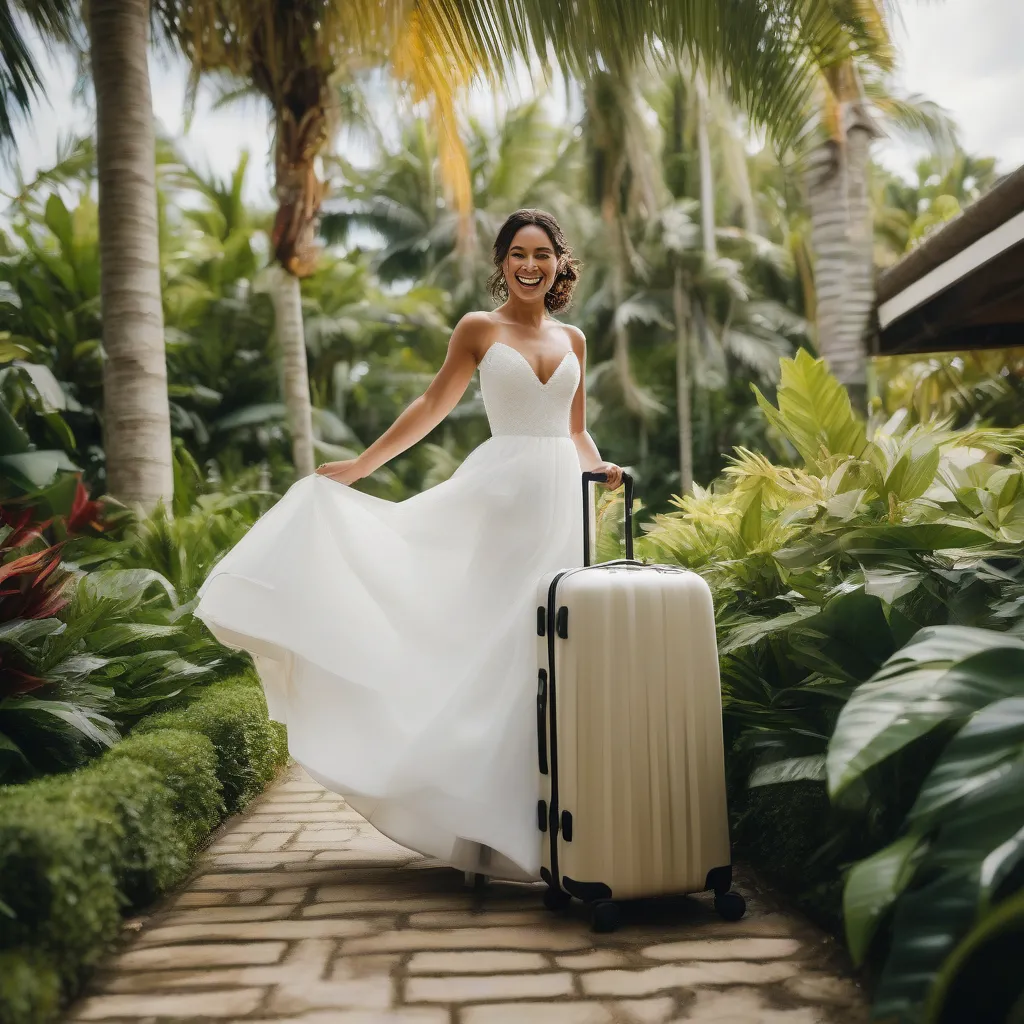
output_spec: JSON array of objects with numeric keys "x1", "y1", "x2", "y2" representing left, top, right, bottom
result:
[
  {"x1": 543, "y1": 886, "x2": 572, "y2": 912},
  {"x1": 714, "y1": 890, "x2": 747, "y2": 922},
  {"x1": 590, "y1": 900, "x2": 621, "y2": 933}
]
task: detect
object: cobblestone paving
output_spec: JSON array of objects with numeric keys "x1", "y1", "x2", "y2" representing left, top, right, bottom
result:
[{"x1": 68, "y1": 764, "x2": 867, "y2": 1023}]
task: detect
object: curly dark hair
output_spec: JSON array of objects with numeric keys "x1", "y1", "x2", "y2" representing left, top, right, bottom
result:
[{"x1": 487, "y1": 209, "x2": 581, "y2": 314}]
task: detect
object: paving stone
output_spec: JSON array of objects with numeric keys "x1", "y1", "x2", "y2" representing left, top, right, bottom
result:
[
  {"x1": 316, "y1": 883, "x2": 468, "y2": 903},
  {"x1": 462, "y1": 999, "x2": 676, "y2": 1024},
  {"x1": 407, "y1": 951, "x2": 549, "y2": 974},
  {"x1": 784, "y1": 973, "x2": 862, "y2": 1005},
  {"x1": 343, "y1": 926, "x2": 591, "y2": 955},
  {"x1": 236, "y1": 887, "x2": 270, "y2": 904},
  {"x1": 268, "y1": 887, "x2": 311, "y2": 904},
  {"x1": 556, "y1": 950, "x2": 633, "y2": 971},
  {"x1": 330, "y1": 953, "x2": 403, "y2": 981},
  {"x1": 115, "y1": 941, "x2": 286, "y2": 970},
  {"x1": 161, "y1": 904, "x2": 295, "y2": 925},
  {"x1": 246, "y1": 811, "x2": 360, "y2": 823},
  {"x1": 312, "y1": 848, "x2": 418, "y2": 866},
  {"x1": 72, "y1": 769, "x2": 864, "y2": 1024},
  {"x1": 405, "y1": 970, "x2": 574, "y2": 1002},
  {"x1": 73, "y1": 988, "x2": 265, "y2": 1019},
  {"x1": 278, "y1": 937, "x2": 334, "y2": 979},
  {"x1": 194, "y1": 869, "x2": 359, "y2": 890},
  {"x1": 211, "y1": 832, "x2": 252, "y2": 846},
  {"x1": 304, "y1": 897, "x2": 474, "y2": 917},
  {"x1": 231, "y1": 821, "x2": 312, "y2": 833},
  {"x1": 211, "y1": 851, "x2": 319, "y2": 867},
  {"x1": 296, "y1": 827, "x2": 361, "y2": 843},
  {"x1": 139, "y1": 918, "x2": 380, "y2": 943},
  {"x1": 168, "y1": 891, "x2": 232, "y2": 908},
  {"x1": 643, "y1": 939, "x2": 802, "y2": 962},
  {"x1": 677, "y1": 988, "x2": 822, "y2": 1022},
  {"x1": 250, "y1": 832, "x2": 295, "y2": 852},
  {"x1": 582, "y1": 961, "x2": 799, "y2": 997},
  {"x1": 244, "y1": 1011, "x2": 450, "y2": 1024},
  {"x1": 267, "y1": 976, "x2": 393, "y2": 1013},
  {"x1": 408, "y1": 910, "x2": 551, "y2": 928}
]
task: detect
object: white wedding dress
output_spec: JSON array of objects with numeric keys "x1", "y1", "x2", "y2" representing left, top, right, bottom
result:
[{"x1": 195, "y1": 340, "x2": 584, "y2": 881}]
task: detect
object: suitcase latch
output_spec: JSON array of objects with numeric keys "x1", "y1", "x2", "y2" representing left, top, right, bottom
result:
[
  {"x1": 560, "y1": 810, "x2": 573, "y2": 842},
  {"x1": 556, "y1": 606, "x2": 568, "y2": 639}
]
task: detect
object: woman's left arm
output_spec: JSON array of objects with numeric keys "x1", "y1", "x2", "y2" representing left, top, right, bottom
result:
[{"x1": 567, "y1": 327, "x2": 624, "y2": 489}]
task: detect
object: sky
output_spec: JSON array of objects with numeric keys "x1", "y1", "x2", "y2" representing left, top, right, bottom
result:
[{"x1": 2, "y1": 0, "x2": 1022, "y2": 208}]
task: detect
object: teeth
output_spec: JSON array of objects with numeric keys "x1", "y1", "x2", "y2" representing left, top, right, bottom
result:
[{"x1": 517, "y1": 276, "x2": 541, "y2": 285}]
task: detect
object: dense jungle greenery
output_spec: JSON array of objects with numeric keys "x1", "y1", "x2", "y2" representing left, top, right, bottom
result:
[{"x1": 2, "y1": 4, "x2": 1024, "y2": 1021}]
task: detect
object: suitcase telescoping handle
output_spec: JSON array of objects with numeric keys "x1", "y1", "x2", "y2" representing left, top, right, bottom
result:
[{"x1": 581, "y1": 470, "x2": 635, "y2": 567}]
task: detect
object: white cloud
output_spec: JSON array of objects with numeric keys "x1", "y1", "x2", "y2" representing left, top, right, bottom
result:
[{"x1": 877, "y1": 0, "x2": 1024, "y2": 174}]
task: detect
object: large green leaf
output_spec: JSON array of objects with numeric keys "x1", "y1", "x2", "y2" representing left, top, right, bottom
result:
[
  {"x1": 907, "y1": 698, "x2": 1024, "y2": 831},
  {"x1": 924, "y1": 888, "x2": 1024, "y2": 1024},
  {"x1": 0, "y1": 696, "x2": 119, "y2": 748},
  {"x1": 748, "y1": 754, "x2": 826, "y2": 788},
  {"x1": 752, "y1": 349, "x2": 867, "y2": 474},
  {"x1": 844, "y1": 834, "x2": 923, "y2": 967},
  {"x1": 718, "y1": 606, "x2": 819, "y2": 656},
  {"x1": 776, "y1": 523, "x2": 996, "y2": 570},
  {"x1": 827, "y1": 627, "x2": 1024, "y2": 797},
  {"x1": 0, "y1": 450, "x2": 78, "y2": 490},
  {"x1": 872, "y1": 762, "x2": 1024, "y2": 1023},
  {"x1": 79, "y1": 569, "x2": 178, "y2": 609}
]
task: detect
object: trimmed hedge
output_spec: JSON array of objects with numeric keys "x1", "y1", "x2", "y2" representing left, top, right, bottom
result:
[
  {"x1": 0, "y1": 673, "x2": 288, "y2": 1024},
  {"x1": 135, "y1": 680, "x2": 288, "y2": 814}
]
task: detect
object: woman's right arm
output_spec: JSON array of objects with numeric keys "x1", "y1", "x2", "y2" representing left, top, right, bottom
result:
[{"x1": 316, "y1": 313, "x2": 490, "y2": 484}]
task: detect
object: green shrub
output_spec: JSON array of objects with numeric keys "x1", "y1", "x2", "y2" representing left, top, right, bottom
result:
[
  {"x1": 135, "y1": 676, "x2": 288, "y2": 813},
  {"x1": 734, "y1": 781, "x2": 845, "y2": 932},
  {"x1": 0, "y1": 776, "x2": 123, "y2": 994},
  {"x1": 63, "y1": 759, "x2": 190, "y2": 907},
  {"x1": 0, "y1": 950, "x2": 61, "y2": 1024},
  {"x1": 0, "y1": 674, "x2": 288, "y2": 1024},
  {"x1": 103, "y1": 729, "x2": 223, "y2": 854}
]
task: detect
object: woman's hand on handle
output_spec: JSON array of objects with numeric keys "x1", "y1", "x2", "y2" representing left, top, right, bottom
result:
[
  {"x1": 315, "y1": 459, "x2": 368, "y2": 486},
  {"x1": 592, "y1": 462, "x2": 624, "y2": 489}
]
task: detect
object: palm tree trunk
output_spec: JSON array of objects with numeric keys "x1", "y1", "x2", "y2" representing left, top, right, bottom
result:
[
  {"x1": 673, "y1": 267, "x2": 694, "y2": 496},
  {"x1": 806, "y1": 135, "x2": 850, "y2": 381},
  {"x1": 695, "y1": 75, "x2": 717, "y2": 261},
  {"x1": 267, "y1": 268, "x2": 315, "y2": 478},
  {"x1": 839, "y1": 103, "x2": 881, "y2": 410},
  {"x1": 88, "y1": 0, "x2": 172, "y2": 509}
]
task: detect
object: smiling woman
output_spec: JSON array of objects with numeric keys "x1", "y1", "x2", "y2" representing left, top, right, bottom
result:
[
  {"x1": 195, "y1": 207, "x2": 623, "y2": 884},
  {"x1": 487, "y1": 208, "x2": 582, "y2": 313}
]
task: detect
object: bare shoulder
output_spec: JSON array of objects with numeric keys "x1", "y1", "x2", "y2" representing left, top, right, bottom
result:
[
  {"x1": 558, "y1": 322, "x2": 587, "y2": 358},
  {"x1": 451, "y1": 310, "x2": 499, "y2": 362}
]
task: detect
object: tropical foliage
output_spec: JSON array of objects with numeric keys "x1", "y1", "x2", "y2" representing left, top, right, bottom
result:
[{"x1": 613, "y1": 350, "x2": 1024, "y2": 1022}]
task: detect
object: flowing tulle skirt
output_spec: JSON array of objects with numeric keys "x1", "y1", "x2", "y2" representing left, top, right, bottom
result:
[{"x1": 195, "y1": 434, "x2": 584, "y2": 880}]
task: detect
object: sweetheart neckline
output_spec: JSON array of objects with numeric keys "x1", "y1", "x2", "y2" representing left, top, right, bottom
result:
[{"x1": 482, "y1": 340, "x2": 577, "y2": 387}]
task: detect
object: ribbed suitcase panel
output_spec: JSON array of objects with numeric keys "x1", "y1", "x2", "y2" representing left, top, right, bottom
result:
[{"x1": 539, "y1": 566, "x2": 731, "y2": 901}]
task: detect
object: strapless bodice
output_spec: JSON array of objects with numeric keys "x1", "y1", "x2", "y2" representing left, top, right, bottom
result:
[{"x1": 478, "y1": 341, "x2": 580, "y2": 438}]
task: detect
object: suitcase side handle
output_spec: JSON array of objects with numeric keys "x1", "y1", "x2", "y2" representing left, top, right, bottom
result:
[{"x1": 581, "y1": 470, "x2": 635, "y2": 567}]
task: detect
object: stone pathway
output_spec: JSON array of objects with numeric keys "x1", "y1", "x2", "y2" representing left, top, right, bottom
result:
[{"x1": 68, "y1": 764, "x2": 867, "y2": 1023}]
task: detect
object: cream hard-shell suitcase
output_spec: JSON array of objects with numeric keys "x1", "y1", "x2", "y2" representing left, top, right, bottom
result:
[{"x1": 536, "y1": 470, "x2": 744, "y2": 932}]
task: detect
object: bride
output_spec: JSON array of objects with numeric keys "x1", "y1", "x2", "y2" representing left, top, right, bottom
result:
[{"x1": 195, "y1": 208, "x2": 624, "y2": 882}]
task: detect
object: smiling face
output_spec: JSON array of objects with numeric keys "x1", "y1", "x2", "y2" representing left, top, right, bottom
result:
[{"x1": 502, "y1": 225, "x2": 558, "y2": 306}]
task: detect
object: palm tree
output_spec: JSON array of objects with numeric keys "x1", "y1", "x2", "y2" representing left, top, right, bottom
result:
[
  {"x1": 322, "y1": 97, "x2": 584, "y2": 315},
  {"x1": 0, "y1": 1, "x2": 173, "y2": 508},
  {"x1": 873, "y1": 150, "x2": 999, "y2": 266},
  {"x1": 88, "y1": 0, "x2": 175, "y2": 507},
  {"x1": 802, "y1": 8, "x2": 960, "y2": 408},
  {"x1": 0, "y1": 0, "x2": 78, "y2": 143},
  {"x1": 154, "y1": 0, "x2": 885, "y2": 478}
]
